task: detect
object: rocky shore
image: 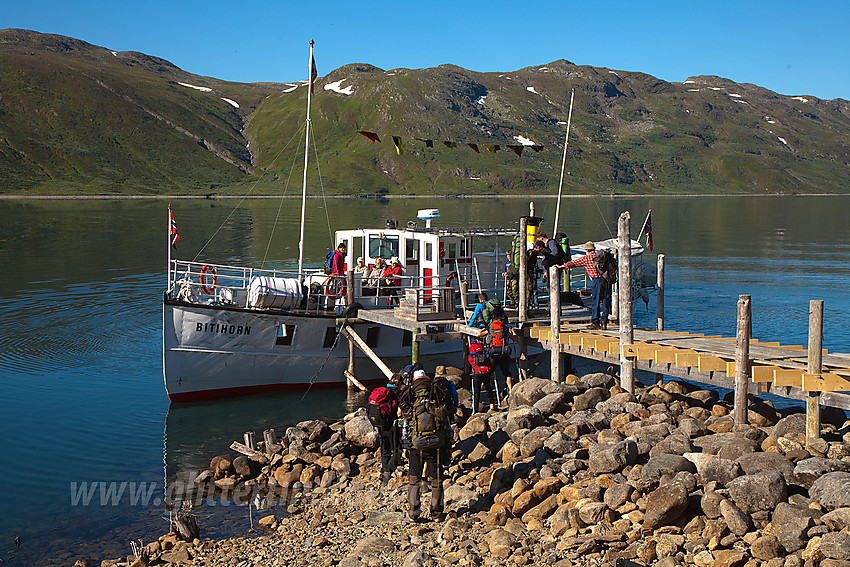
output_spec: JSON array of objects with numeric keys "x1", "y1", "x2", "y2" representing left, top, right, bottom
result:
[{"x1": 96, "y1": 371, "x2": 850, "y2": 567}]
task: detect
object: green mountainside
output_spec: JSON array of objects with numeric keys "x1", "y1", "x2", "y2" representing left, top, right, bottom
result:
[{"x1": 2, "y1": 29, "x2": 849, "y2": 195}]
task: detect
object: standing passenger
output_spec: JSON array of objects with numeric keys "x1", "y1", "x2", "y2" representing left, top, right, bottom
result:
[
  {"x1": 562, "y1": 241, "x2": 610, "y2": 329},
  {"x1": 383, "y1": 257, "x2": 404, "y2": 305}
]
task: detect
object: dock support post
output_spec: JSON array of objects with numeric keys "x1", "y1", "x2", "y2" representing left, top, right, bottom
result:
[
  {"x1": 655, "y1": 254, "x2": 665, "y2": 384},
  {"x1": 734, "y1": 295, "x2": 751, "y2": 426},
  {"x1": 243, "y1": 431, "x2": 256, "y2": 451},
  {"x1": 549, "y1": 264, "x2": 562, "y2": 382},
  {"x1": 412, "y1": 326, "x2": 421, "y2": 365},
  {"x1": 807, "y1": 300, "x2": 824, "y2": 446},
  {"x1": 345, "y1": 270, "x2": 357, "y2": 390},
  {"x1": 517, "y1": 216, "x2": 529, "y2": 382},
  {"x1": 618, "y1": 212, "x2": 634, "y2": 394},
  {"x1": 340, "y1": 326, "x2": 394, "y2": 380},
  {"x1": 460, "y1": 280, "x2": 469, "y2": 312}
]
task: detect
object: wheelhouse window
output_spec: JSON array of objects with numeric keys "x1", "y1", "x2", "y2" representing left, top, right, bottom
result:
[
  {"x1": 405, "y1": 239, "x2": 419, "y2": 262},
  {"x1": 447, "y1": 242, "x2": 457, "y2": 259},
  {"x1": 425, "y1": 242, "x2": 433, "y2": 262},
  {"x1": 369, "y1": 235, "x2": 399, "y2": 259},
  {"x1": 323, "y1": 327, "x2": 338, "y2": 348},
  {"x1": 276, "y1": 324, "x2": 296, "y2": 346}
]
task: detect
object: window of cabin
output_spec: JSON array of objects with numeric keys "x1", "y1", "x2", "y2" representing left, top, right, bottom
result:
[
  {"x1": 425, "y1": 242, "x2": 433, "y2": 262},
  {"x1": 447, "y1": 242, "x2": 457, "y2": 259},
  {"x1": 369, "y1": 235, "x2": 399, "y2": 259},
  {"x1": 275, "y1": 324, "x2": 296, "y2": 346},
  {"x1": 323, "y1": 327, "x2": 338, "y2": 348},
  {"x1": 405, "y1": 238, "x2": 419, "y2": 262}
]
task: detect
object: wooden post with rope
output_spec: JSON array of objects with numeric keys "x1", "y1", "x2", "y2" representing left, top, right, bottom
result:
[
  {"x1": 617, "y1": 212, "x2": 634, "y2": 393},
  {"x1": 807, "y1": 300, "x2": 824, "y2": 446}
]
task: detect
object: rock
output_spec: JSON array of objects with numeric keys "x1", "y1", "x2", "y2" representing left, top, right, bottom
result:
[
  {"x1": 684, "y1": 452, "x2": 743, "y2": 486},
  {"x1": 773, "y1": 413, "x2": 807, "y2": 439},
  {"x1": 820, "y1": 531, "x2": 850, "y2": 561},
  {"x1": 649, "y1": 433, "x2": 694, "y2": 458},
  {"x1": 486, "y1": 528, "x2": 516, "y2": 558},
  {"x1": 509, "y1": 377, "x2": 563, "y2": 408},
  {"x1": 701, "y1": 491, "x2": 724, "y2": 518},
  {"x1": 717, "y1": 437, "x2": 759, "y2": 461},
  {"x1": 714, "y1": 549, "x2": 748, "y2": 567},
  {"x1": 604, "y1": 483, "x2": 635, "y2": 509},
  {"x1": 775, "y1": 515, "x2": 814, "y2": 553},
  {"x1": 693, "y1": 550, "x2": 715, "y2": 567},
  {"x1": 352, "y1": 536, "x2": 394, "y2": 559},
  {"x1": 727, "y1": 470, "x2": 787, "y2": 513},
  {"x1": 810, "y1": 472, "x2": 850, "y2": 510},
  {"x1": 719, "y1": 498, "x2": 751, "y2": 535},
  {"x1": 402, "y1": 550, "x2": 431, "y2": 567},
  {"x1": 573, "y1": 387, "x2": 608, "y2": 411},
  {"x1": 343, "y1": 416, "x2": 379, "y2": 448},
  {"x1": 735, "y1": 451, "x2": 795, "y2": 481},
  {"x1": 578, "y1": 501, "x2": 607, "y2": 525},
  {"x1": 643, "y1": 482, "x2": 689, "y2": 530},
  {"x1": 794, "y1": 457, "x2": 850, "y2": 488},
  {"x1": 504, "y1": 407, "x2": 546, "y2": 435},
  {"x1": 579, "y1": 372, "x2": 616, "y2": 389},
  {"x1": 257, "y1": 514, "x2": 277, "y2": 530},
  {"x1": 519, "y1": 426, "x2": 556, "y2": 458},
  {"x1": 589, "y1": 440, "x2": 638, "y2": 474},
  {"x1": 549, "y1": 506, "x2": 572, "y2": 536},
  {"x1": 444, "y1": 484, "x2": 478, "y2": 507},
  {"x1": 296, "y1": 419, "x2": 332, "y2": 442},
  {"x1": 641, "y1": 454, "x2": 697, "y2": 482},
  {"x1": 751, "y1": 534, "x2": 784, "y2": 561},
  {"x1": 534, "y1": 392, "x2": 569, "y2": 415},
  {"x1": 595, "y1": 392, "x2": 642, "y2": 416},
  {"x1": 543, "y1": 431, "x2": 577, "y2": 455},
  {"x1": 458, "y1": 415, "x2": 488, "y2": 440},
  {"x1": 748, "y1": 399, "x2": 779, "y2": 426},
  {"x1": 522, "y1": 494, "x2": 559, "y2": 523},
  {"x1": 232, "y1": 455, "x2": 258, "y2": 477},
  {"x1": 822, "y1": 507, "x2": 850, "y2": 531}
]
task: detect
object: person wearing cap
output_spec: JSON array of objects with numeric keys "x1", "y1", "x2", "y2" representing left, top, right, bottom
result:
[
  {"x1": 382, "y1": 257, "x2": 404, "y2": 305},
  {"x1": 562, "y1": 241, "x2": 610, "y2": 330},
  {"x1": 353, "y1": 256, "x2": 369, "y2": 276}
]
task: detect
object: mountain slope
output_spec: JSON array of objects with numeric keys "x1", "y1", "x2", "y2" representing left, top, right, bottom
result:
[{"x1": 2, "y1": 29, "x2": 849, "y2": 195}]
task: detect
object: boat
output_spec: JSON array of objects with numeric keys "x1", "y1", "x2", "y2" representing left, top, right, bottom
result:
[{"x1": 162, "y1": 43, "x2": 656, "y2": 402}]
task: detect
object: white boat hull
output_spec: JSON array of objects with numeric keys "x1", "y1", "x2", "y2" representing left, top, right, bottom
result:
[{"x1": 163, "y1": 301, "x2": 462, "y2": 402}]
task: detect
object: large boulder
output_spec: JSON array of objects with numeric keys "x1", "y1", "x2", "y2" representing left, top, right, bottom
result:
[
  {"x1": 643, "y1": 483, "x2": 689, "y2": 530},
  {"x1": 727, "y1": 470, "x2": 787, "y2": 513},
  {"x1": 809, "y1": 472, "x2": 850, "y2": 511},
  {"x1": 534, "y1": 392, "x2": 569, "y2": 416},
  {"x1": 683, "y1": 453, "x2": 743, "y2": 486},
  {"x1": 649, "y1": 433, "x2": 694, "y2": 458},
  {"x1": 773, "y1": 413, "x2": 807, "y2": 439},
  {"x1": 519, "y1": 426, "x2": 556, "y2": 458},
  {"x1": 573, "y1": 387, "x2": 608, "y2": 411},
  {"x1": 641, "y1": 454, "x2": 697, "y2": 483},
  {"x1": 822, "y1": 507, "x2": 850, "y2": 531},
  {"x1": 508, "y1": 378, "x2": 563, "y2": 408},
  {"x1": 296, "y1": 419, "x2": 333, "y2": 443},
  {"x1": 820, "y1": 532, "x2": 850, "y2": 561},
  {"x1": 794, "y1": 458, "x2": 850, "y2": 488},
  {"x1": 504, "y1": 407, "x2": 546, "y2": 435},
  {"x1": 735, "y1": 451, "x2": 795, "y2": 481},
  {"x1": 344, "y1": 415, "x2": 379, "y2": 448},
  {"x1": 579, "y1": 372, "x2": 616, "y2": 390},
  {"x1": 589, "y1": 440, "x2": 638, "y2": 474}
]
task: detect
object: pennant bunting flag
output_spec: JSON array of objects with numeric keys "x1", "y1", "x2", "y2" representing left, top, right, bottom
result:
[
  {"x1": 467, "y1": 143, "x2": 480, "y2": 153},
  {"x1": 169, "y1": 203, "x2": 180, "y2": 248},
  {"x1": 392, "y1": 136, "x2": 403, "y2": 155},
  {"x1": 442, "y1": 141, "x2": 457, "y2": 148},
  {"x1": 357, "y1": 131, "x2": 381, "y2": 143},
  {"x1": 507, "y1": 145, "x2": 523, "y2": 156},
  {"x1": 484, "y1": 145, "x2": 500, "y2": 153},
  {"x1": 531, "y1": 145, "x2": 544, "y2": 152},
  {"x1": 415, "y1": 138, "x2": 434, "y2": 148}
]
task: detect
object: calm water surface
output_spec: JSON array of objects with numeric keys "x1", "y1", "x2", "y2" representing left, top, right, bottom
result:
[{"x1": 1, "y1": 195, "x2": 849, "y2": 565}]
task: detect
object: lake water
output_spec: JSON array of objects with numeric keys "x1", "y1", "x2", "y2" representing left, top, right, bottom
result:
[{"x1": 1, "y1": 195, "x2": 849, "y2": 565}]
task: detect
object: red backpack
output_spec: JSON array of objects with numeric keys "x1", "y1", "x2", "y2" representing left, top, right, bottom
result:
[
  {"x1": 468, "y1": 341, "x2": 492, "y2": 375},
  {"x1": 367, "y1": 386, "x2": 397, "y2": 428}
]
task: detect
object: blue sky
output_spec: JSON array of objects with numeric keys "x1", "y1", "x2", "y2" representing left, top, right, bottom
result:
[{"x1": 6, "y1": 0, "x2": 849, "y2": 100}]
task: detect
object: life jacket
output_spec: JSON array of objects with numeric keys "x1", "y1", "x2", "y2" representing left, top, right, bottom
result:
[
  {"x1": 486, "y1": 319, "x2": 511, "y2": 357},
  {"x1": 592, "y1": 249, "x2": 618, "y2": 283},
  {"x1": 408, "y1": 376, "x2": 449, "y2": 450},
  {"x1": 468, "y1": 341, "x2": 492, "y2": 375},
  {"x1": 366, "y1": 386, "x2": 397, "y2": 429}
]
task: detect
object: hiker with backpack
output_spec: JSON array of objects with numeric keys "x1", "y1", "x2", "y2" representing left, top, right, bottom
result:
[
  {"x1": 398, "y1": 368, "x2": 455, "y2": 522},
  {"x1": 561, "y1": 241, "x2": 615, "y2": 330},
  {"x1": 484, "y1": 317, "x2": 514, "y2": 393},
  {"x1": 468, "y1": 292, "x2": 504, "y2": 329},
  {"x1": 367, "y1": 373, "x2": 401, "y2": 486},
  {"x1": 468, "y1": 340, "x2": 499, "y2": 412}
]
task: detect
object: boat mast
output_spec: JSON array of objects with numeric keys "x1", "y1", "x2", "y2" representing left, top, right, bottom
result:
[
  {"x1": 553, "y1": 88, "x2": 575, "y2": 235},
  {"x1": 297, "y1": 40, "x2": 315, "y2": 278}
]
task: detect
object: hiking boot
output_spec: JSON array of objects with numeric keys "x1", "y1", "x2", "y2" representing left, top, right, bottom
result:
[
  {"x1": 430, "y1": 509, "x2": 446, "y2": 522},
  {"x1": 587, "y1": 322, "x2": 602, "y2": 330},
  {"x1": 381, "y1": 472, "x2": 391, "y2": 486},
  {"x1": 600, "y1": 321, "x2": 608, "y2": 330}
]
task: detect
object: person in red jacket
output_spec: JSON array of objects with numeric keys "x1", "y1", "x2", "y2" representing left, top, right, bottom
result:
[{"x1": 382, "y1": 257, "x2": 404, "y2": 305}]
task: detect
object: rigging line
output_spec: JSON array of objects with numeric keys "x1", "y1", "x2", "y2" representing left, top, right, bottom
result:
[
  {"x1": 260, "y1": 124, "x2": 310, "y2": 268},
  {"x1": 309, "y1": 127, "x2": 334, "y2": 249},
  {"x1": 591, "y1": 196, "x2": 615, "y2": 239},
  {"x1": 192, "y1": 123, "x2": 306, "y2": 263}
]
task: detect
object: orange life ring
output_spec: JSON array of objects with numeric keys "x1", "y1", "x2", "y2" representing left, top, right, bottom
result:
[
  {"x1": 200, "y1": 265, "x2": 217, "y2": 295},
  {"x1": 323, "y1": 275, "x2": 347, "y2": 299}
]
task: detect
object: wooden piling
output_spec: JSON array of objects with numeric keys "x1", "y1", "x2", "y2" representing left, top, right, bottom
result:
[
  {"x1": 243, "y1": 431, "x2": 256, "y2": 451},
  {"x1": 263, "y1": 429, "x2": 278, "y2": 452},
  {"x1": 518, "y1": 216, "x2": 528, "y2": 323},
  {"x1": 618, "y1": 212, "x2": 634, "y2": 393},
  {"x1": 412, "y1": 326, "x2": 421, "y2": 364},
  {"x1": 734, "y1": 295, "x2": 751, "y2": 426},
  {"x1": 549, "y1": 264, "x2": 562, "y2": 382},
  {"x1": 340, "y1": 326, "x2": 394, "y2": 379},
  {"x1": 345, "y1": 270, "x2": 357, "y2": 390},
  {"x1": 807, "y1": 300, "x2": 824, "y2": 446}
]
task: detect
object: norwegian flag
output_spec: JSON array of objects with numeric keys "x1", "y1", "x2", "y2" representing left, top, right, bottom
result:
[
  {"x1": 310, "y1": 52, "x2": 318, "y2": 97},
  {"x1": 169, "y1": 203, "x2": 180, "y2": 248},
  {"x1": 643, "y1": 210, "x2": 653, "y2": 251}
]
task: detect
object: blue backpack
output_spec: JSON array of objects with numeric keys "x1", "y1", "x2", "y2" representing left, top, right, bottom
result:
[{"x1": 323, "y1": 251, "x2": 335, "y2": 275}]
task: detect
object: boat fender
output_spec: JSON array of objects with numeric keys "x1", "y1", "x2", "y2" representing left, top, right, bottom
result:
[{"x1": 200, "y1": 265, "x2": 218, "y2": 295}]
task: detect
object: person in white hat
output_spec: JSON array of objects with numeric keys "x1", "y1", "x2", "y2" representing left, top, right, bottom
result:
[{"x1": 354, "y1": 256, "x2": 369, "y2": 276}]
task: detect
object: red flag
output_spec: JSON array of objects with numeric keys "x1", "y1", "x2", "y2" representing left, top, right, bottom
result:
[
  {"x1": 506, "y1": 145, "x2": 523, "y2": 156},
  {"x1": 357, "y1": 131, "x2": 381, "y2": 143},
  {"x1": 415, "y1": 138, "x2": 434, "y2": 148},
  {"x1": 467, "y1": 143, "x2": 480, "y2": 153},
  {"x1": 643, "y1": 211, "x2": 653, "y2": 251},
  {"x1": 169, "y1": 203, "x2": 180, "y2": 248},
  {"x1": 310, "y1": 53, "x2": 318, "y2": 96}
]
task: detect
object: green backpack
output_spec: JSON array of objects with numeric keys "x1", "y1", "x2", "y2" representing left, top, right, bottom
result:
[{"x1": 409, "y1": 377, "x2": 448, "y2": 450}]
